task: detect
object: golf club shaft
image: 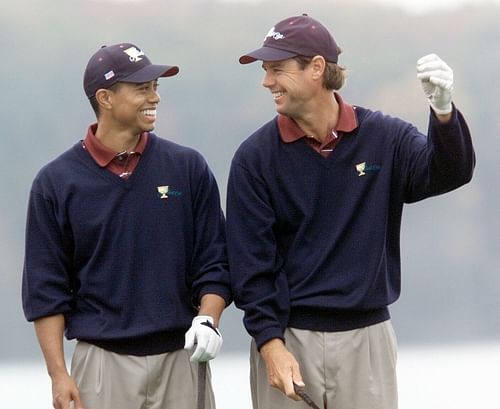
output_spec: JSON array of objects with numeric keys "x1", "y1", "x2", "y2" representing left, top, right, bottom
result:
[{"x1": 197, "y1": 361, "x2": 207, "y2": 409}]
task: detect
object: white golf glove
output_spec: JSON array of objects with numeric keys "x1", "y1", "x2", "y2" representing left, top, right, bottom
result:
[
  {"x1": 416, "y1": 53, "x2": 453, "y2": 115},
  {"x1": 184, "y1": 315, "x2": 222, "y2": 362}
]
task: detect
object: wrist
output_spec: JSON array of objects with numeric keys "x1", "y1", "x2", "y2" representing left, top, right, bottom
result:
[
  {"x1": 192, "y1": 315, "x2": 214, "y2": 325},
  {"x1": 435, "y1": 111, "x2": 453, "y2": 124},
  {"x1": 431, "y1": 102, "x2": 452, "y2": 116},
  {"x1": 260, "y1": 338, "x2": 286, "y2": 358},
  {"x1": 48, "y1": 365, "x2": 70, "y2": 379},
  {"x1": 198, "y1": 294, "x2": 226, "y2": 327}
]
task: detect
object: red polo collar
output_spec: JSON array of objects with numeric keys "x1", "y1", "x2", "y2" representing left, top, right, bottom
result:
[
  {"x1": 83, "y1": 123, "x2": 148, "y2": 167},
  {"x1": 278, "y1": 92, "x2": 358, "y2": 143}
]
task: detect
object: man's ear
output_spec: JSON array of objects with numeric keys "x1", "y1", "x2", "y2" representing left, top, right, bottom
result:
[
  {"x1": 95, "y1": 88, "x2": 114, "y2": 111},
  {"x1": 310, "y1": 55, "x2": 326, "y2": 81}
]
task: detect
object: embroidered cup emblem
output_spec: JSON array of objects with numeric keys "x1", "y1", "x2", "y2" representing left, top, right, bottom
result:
[{"x1": 157, "y1": 186, "x2": 169, "y2": 199}]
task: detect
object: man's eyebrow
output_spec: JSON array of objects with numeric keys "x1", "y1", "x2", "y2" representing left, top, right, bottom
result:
[
  {"x1": 132, "y1": 80, "x2": 159, "y2": 87},
  {"x1": 263, "y1": 61, "x2": 282, "y2": 69}
]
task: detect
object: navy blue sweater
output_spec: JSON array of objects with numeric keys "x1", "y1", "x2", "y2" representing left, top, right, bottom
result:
[
  {"x1": 226, "y1": 106, "x2": 474, "y2": 349},
  {"x1": 23, "y1": 133, "x2": 231, "y2": 355}
]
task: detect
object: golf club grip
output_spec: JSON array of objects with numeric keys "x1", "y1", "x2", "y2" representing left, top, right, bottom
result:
[{"x1": 294, "y1": 384, "x2": 321, "y2": 409}]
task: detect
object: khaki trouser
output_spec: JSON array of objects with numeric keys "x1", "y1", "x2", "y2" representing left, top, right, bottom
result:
[
  {"x1": 71, "y1": 341, "x2": 215, "y2": 409},
  {"x1": 250, "y1": 320, "x2": 398, "y2": 409}
]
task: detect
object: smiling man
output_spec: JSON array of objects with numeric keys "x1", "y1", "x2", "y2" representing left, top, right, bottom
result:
[
  {"x1": 226, "y1": 14, "x2": 475, "y2": 409},
  {"x1": 22, "y1": 43, "x2": 231, "y2": 409}
]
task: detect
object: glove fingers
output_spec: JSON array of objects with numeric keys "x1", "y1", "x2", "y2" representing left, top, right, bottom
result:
[
  {"x1": 417, "y1": 53, "x2": 440, "y2": 65},
  {"x1": 418, "y1": 67, "x2": 452, "y2": 79},
  {"x1": 417, "y1": 70, "x2": 453, "y2": 90},
  {"x1": 198, "y1": 334, "x2": 222, "y2": 362},
  {"x1": 417, "y1": 68, "x2": 452, "y2": 80},
  {"x1": 190, "y1": 347, "x2": 203, "y2": 362},
  {"x1": 416, "y1": 53, "x2": 453, "y2": 114},
  {"x1": 190, "y1": 336, "x2": 209, "y2": 362},
  {"x1": 184, "y1": 329, "x2": 195, "y2": 350},
  {"x1": 193, "y1": 331, "x2": 223, "y2": 362},
  {"x1": 416, "y1": 53, "x2": 452, "y2": 90},
  {"x1": 417, "y1": 60, "x2": 451, "y2": 73},
  {"x1": 196, "y1": 342, "x2": 214, "y2": 362},
  {"x1": 206, "y1": 334, "x2": 220, "y2": 359},
  {"x1": 214, "y1": 337, "x2": 222, "y2": 356},
  {"x1": 416, "y1": 53, "x2": 450, "y2": 68},
  {"x1": 185, "y1": 315, "x2": 222, "y2": 362},
  {"x1": 429, "y1": 76, "x2": 453, "y2": 91}
]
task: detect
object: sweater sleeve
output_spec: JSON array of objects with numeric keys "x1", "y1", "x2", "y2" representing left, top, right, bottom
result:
[
  {"x1": 226, "y1": 160, "x2": 290, "y2": 349},
  {"x1": 22, "y1": 181, "x2": 74, "y2": 322},
  {"x1": 188, "y1": 156, "x2": 232, "y2": 308},
  {"x1": 398, "y1": 105, "x2": 475, "y2": 203}
]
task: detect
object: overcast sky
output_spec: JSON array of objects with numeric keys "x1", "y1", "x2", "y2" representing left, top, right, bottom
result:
[
  {"x1": 209, "y1": 0, "x2": 500, "y2": 14},
  {"x1": 93, "y1": 0, "x2": 500, "y2": 13},
  {"x1": 369, "y1": 0, "x2": 500, "y2": 13}
]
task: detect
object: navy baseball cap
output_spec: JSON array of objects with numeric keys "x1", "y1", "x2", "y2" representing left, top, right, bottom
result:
[
  {"x1": 239, "y1": 14, "x2": 340, "y2": 64},
  {"x1": 83, "y1": 43, "x2": 179, "y2": 98}
]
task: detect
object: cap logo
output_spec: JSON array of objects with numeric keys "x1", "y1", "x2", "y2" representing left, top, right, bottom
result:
[
  {"x1": 265, "y1": 26, "x2": 284, "y2": 41},
  {"x1": 104, "y1": 70, "x2": 115, "y2": 80},
  {"x1": 123, "y1": 46, "x2": 145, "y2": 63}
]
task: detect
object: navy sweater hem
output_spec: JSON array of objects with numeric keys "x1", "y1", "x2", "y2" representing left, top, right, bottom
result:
[
  {"x1": 80, "y1": 328, "x2": 187, "y2": 356},
  {"x1": 288, "y1": 307, "x2": 390, "y2": 332}
]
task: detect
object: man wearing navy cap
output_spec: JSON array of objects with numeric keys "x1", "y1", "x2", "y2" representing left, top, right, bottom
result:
[
  {"x1": 22, "y1": 43, "x2": 231, "y2": 409},
  {"x1": 227, "y1": 14, "x2": 475, "y2": 409}
]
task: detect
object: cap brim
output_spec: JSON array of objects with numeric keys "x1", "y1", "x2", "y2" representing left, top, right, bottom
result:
[
  {"x1": 239, "y1": 47, "x2": 298, "y2": 64},
  {"x1": 122, "y1": 64, "x2": 179, "y2": 83}
]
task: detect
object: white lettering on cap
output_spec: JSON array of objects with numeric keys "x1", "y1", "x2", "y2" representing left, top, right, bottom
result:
[
  {"x1": 265, "y1": 26, "x2": 284, "y2": 41},
  {"x1": 123, "y1": 46, "x2": 145, "y2": 63}
]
